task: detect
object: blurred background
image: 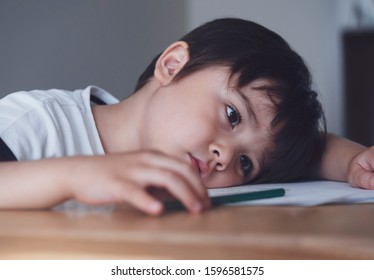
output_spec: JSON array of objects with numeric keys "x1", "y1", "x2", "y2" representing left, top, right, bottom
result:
[{"x1": 0, "y1": 0, "x2": 373, "y2": 143}]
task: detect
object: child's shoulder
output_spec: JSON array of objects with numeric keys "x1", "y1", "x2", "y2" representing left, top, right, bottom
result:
[
  {"x1": 1, "y1": 85, "x2": 117, "y2": 109},
  {"x1": 1, "y1": 88, "x2": 83, "y2": 108}
]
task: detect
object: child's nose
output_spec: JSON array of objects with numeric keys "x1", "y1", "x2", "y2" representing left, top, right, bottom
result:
[{"x1": 209, "y1": 142, "x2": 234, "y2": 171}]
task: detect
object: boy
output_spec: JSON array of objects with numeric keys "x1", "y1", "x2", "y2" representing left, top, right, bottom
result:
[{"x1": 0, "y1": 18, "x2": 372, "y2": 215}]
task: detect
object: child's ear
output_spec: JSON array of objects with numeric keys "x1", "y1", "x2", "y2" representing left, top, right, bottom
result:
[{"x1": 154, "y1": 41, "x2": 190, "y2": 86}]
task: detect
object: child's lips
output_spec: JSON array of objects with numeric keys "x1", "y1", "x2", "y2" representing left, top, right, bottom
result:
[{"x1": 188, "y1": 153, "x2": 209, "y2": 177}]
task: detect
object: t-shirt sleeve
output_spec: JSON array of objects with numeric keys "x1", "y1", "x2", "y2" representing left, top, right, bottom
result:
[{"x1": 0, "y1": 91, "x2": 48, "y2": 161}]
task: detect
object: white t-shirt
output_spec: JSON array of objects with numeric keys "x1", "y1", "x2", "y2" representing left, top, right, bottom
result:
[{"x1": 0, "y1": 86, "x2": 119, "y2": 160}]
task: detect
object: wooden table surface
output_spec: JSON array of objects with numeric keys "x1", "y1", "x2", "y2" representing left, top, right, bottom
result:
[{"x1": 1, "y1": 204, "x2": 374, "y2": 259}]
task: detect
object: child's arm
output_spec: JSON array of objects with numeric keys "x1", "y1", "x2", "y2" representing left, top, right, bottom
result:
[
  {"x1": 317, "y1": 133, "x2": 374, "y2": 189},
  {"x1": 0, "y1": 151, "x2": 210, "y2": 215}
]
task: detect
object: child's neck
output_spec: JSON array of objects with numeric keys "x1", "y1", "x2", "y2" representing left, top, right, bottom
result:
[{"x1": 92, "y1": 79, "x2": 159, "y2": 154}]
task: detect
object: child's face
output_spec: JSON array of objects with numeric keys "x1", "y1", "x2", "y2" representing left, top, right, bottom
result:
[{"x1": 140, "y1": 67, "x2": 275, "y2": 188}]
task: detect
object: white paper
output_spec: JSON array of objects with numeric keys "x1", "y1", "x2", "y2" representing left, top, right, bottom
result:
[{"x1": 208, "y1": 181, "x2": 374, "y2": 206}]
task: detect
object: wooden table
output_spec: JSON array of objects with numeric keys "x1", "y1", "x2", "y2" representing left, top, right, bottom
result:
[{"x1": 1, "y1": 204, "x2": 374, "y2": 259}]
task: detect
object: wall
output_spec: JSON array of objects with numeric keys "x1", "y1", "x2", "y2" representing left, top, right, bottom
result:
[
  {"x1": 186, "y1": 0, "x2": 344, "y2": 135},
  {"x1": 0, "y1": 0, "x2": 187, "y2": 99}
]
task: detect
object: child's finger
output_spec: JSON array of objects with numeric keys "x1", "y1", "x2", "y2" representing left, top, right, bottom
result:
[
  {"x1": 349, "y1": 146, "x2": 374, "y2": 189},
  {"x1": 120, "y1": 184, "x2": 164, "y2": 215},
  {"x1": 358, "y1": 170, "x2": 374, "y2": 190},
  {"x1": 140, "y1": 151, "x2": 209, "y2": 203},
  {"x1": 349, "y1": 165, "x2": 374, "y2": 190},
  {"x1": 130, "y1": 167, "x2": 206, "y2": 213}
]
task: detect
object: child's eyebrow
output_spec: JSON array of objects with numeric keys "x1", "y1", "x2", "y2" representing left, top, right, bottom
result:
[{"x1": 234, "y1": 89, "x2": 258, "y2": 126}]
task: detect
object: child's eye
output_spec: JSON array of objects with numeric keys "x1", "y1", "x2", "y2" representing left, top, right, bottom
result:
[
  {"x1": 240, "y1": 155, "x2": 252, "y2": 177},
  {"x1": 226, "y1": 105, "x2": 241, "y2": 128}
]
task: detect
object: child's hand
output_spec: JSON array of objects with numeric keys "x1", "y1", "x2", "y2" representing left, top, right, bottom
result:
[
  {"x1": 67, "y1": 151, "x2": 210, "y2": 215},
  {"x1": 347, "y1": 146, "x2": 374, "y2": 190}
]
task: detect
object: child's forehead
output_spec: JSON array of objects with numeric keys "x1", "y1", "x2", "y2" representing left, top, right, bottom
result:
[
  {"x1": 229, "y1": 75, "x2": 278, "y2": 92},
  {"x1": 229, "y1": 78, "x2": 279, "y2": 109},
  {"x1": 181, "y1": 66, "x2": 280, "y2": 110},
  {"x1": 194, "y1": 66, "x2": 278, "y2": 90}
]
